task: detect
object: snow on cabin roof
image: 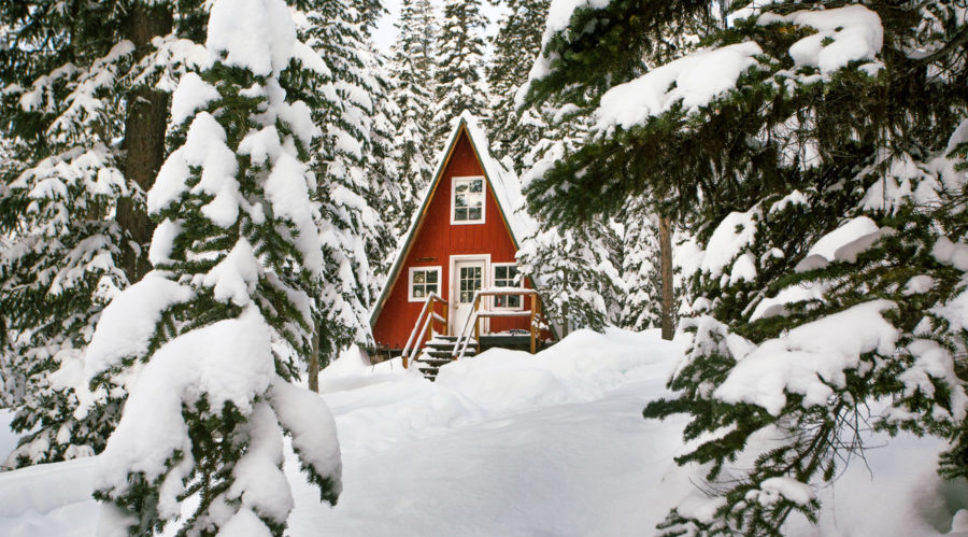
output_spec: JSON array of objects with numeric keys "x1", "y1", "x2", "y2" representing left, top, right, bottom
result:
[
  {"x1": 458, "y1": 113, "x2": 537, "y2": 241},
  {"x1": 369, "y1": 112, "x2": 537, "y2": 327}
]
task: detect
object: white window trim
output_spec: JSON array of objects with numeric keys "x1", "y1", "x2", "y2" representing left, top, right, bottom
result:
[
  {"x1": 450, "y1": 175, "x2": 486, "y2": 225},
  {"x1": 491, "y1": 263, "x2": 524, "y2": 311},
  {"x1": 408, "y1": 266, "x2": 442, "y2": 302}
]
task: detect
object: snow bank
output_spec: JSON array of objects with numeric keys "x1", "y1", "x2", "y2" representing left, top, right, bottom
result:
[
  {"x1": 436, "y1": 328, "x2": 676, "y2": 411},
  {"x1": 2, "y1": 328, "x2": 964, "y2": 537}
]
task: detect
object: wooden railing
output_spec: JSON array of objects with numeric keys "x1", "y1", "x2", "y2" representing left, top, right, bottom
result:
[
  {"x1": 400, "y1": 293, "x2": 448, "y2": 369},
  {"x1": 452, "y1": 288, "x2": 542, "y2": 360}
]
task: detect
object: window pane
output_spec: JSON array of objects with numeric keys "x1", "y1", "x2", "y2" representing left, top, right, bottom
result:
[
  {"x1": 496, "y1": 266, "x2": 507, "y2": 280},
  {"x1": 427, "y1": 271, "x2": 437, "y2": 283},
  {"x1": 470, "y1": 179, "x2": 483, "y2": 193},
  {"x1": 456, "y1": 183, "x2": 468, "y2": 194},
  {"x1": 426, "y1": 284, "x2": 437, "y2": 295},
  {"x1": 455, "y1": 193, "x2": 467, "y2": 208},
  {"x1": 509, "y1": 295, "x2": 521, "y2": 308},
  {"x1": 468, "y1": 208, "x2": 481, "y2": 220},
  {"x1": 455, "y1": 208, "x2": 468, "y2": 220},
  {"x1": 414, "y1": 287, "x2": 424, "y2": 298},
  {"x1": 414, "y1": 271, "x2": 425, "y2": 284}
]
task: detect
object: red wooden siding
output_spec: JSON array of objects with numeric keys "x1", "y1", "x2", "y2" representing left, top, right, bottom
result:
[{"x1": 372, "y1": 130, "x2": 533, "y2": 349}]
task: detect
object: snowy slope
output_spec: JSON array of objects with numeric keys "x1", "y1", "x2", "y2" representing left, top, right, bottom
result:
[{"x1": 0, "y1": 329, "x2": 965, "y2": 536}]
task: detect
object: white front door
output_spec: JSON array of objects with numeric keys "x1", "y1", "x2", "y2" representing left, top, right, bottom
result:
[{"x1": 451, "y1": 258, "x2": 485, "y2": 337}]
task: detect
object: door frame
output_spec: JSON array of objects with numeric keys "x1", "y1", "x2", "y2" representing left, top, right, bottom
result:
[{"x1": 448, "y1": 254, "x2": 490, "y2": 335}]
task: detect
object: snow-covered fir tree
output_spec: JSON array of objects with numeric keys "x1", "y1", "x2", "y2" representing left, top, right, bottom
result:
[
  {"x1": 484, "y1": 0, "x2": 635, "y2": 336},
  {"x1": 361, "y1": 44, "x2": 404, "y2": 278},
  {"x1": 517, "y1": 215, "x2": 624, "y2": 335},
  {"x1": 431, "y1": 0, "x2": 490, "y2": 149},
  {"x1": 0, "y1": 1, "x2": 208, "y2": 467},
  {"x1": 514, "y1": 106, "x2": 625, "y2": 335},
  {"x1": 524, "y1": 1, "x2": 968, "y2": 535},
  {"x1": 388, "y1": 0, "x2": 438, "y2": 236},
  {"x1": 485, "y1": 0, "x2": 549, "y2": 168},
  {"x1": 88, "y1": 1, "x2": 340, "y2": 533},
  {"x1": 616, "y1": 203, "x2": 662, "y2": 331},
  {"x1": 298, "y1": 0, "x2": 394, "y2": 368}
]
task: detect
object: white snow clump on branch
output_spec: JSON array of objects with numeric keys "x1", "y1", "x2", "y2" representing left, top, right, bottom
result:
[
  {"x1": 714, "y1": 299, "x2": 899, "y2": 416},
  {"x1": 594, "y1": 41, "x2": 764, "y2": 134}
]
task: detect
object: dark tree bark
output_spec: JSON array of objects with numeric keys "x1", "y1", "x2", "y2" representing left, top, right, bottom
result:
[
  {"x1": 309, "y1": 323, "x2": 321, "y2": 393},
  {"x1": 117, "y1": 3, "x2": 173, "y2": 281},
  {"x1": 659, "y1": 216, "x2": 675, "y2": 340}
]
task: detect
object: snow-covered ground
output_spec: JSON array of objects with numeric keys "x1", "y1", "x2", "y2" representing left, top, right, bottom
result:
[{"x1": 0, "y1": 329, "x2": 965, "y2": 536}]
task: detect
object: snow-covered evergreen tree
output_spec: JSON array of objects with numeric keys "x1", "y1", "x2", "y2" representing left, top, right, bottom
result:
[
  {"x1": 88, "y1": 1, "x2": 340, "y2": 533},
  {"x1": 517, "y1": 217, "x2": 624, "y2": 334},
  {"x1": 486, "y1": 0, "x2": 549, "y2": 168},
  {"x1": 524, "y1": 1, "x2": 968, "y2": 534},
  {"x1": 388, "y1": 0, "x2": 438, "y2": 236},
  {"x1": 514, "y1": 105, "x2": 625, "y2": 335},
  {"x1": 431, "y1": 0, "x2": 489, "y2": 149},
  {"x1": 0, "y1": 1, "x2": 205, "y2": 466},
  {"x1": 617, "y1": 204, "x2": 662, "y2": 331},
  {"x1": 297, "y1": 0, "x2": 392, "y2": 366},
  {"x1": 361, "y1": 45, "x2": 403, "y2": 279}
]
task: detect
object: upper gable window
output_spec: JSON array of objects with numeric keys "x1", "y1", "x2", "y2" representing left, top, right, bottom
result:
[{"x1": 452, "y1": 176, "x2": 485, "y2": 224}]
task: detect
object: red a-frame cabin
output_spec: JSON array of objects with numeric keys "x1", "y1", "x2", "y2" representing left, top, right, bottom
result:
[{"x1": 370, "y1": 114, "x2": 546, "y2": 364}]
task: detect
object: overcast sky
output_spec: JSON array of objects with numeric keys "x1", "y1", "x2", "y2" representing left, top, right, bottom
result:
[{"x1": 372, "y1": 0, "x2": 506, "y2": 53}]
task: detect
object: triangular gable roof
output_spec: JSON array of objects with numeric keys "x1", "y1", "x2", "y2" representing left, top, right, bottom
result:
[{"x1": 370, "y1": 112, "x2": 536, "y2": 326}]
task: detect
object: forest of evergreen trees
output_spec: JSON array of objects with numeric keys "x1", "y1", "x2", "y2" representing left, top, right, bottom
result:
[{"x1": 0, "y1": 0, "x2": 965, "y2": 536}]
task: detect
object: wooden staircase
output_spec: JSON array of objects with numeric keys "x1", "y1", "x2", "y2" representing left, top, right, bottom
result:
[
  {"x1": 401, "y1": 289, "x2": 544, "y2": 381},
  {"x1": 413, "y1": 336, "x2": 477, "y2": 381}
]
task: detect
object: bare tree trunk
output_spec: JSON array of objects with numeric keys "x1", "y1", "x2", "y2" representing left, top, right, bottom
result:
[
  {"x1": 308, "y1": 323, "x2": 320, "y2": 393},
  {"x1": 560, "y1": 273, "x2": 570, "y2": 338},
  {"x1": 117, "y1": 4, "x2": 173, "y2": 282},
  {"x1": 659, "y1": 216, "x2": 675, "y2": 340}
]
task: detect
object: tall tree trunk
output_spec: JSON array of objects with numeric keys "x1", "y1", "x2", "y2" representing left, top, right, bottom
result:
[
  {"x1": 560, "y1": 274, "x2": 570, "y2": 338},
  {"x1": 309, "y1": 322, "x2": 321, "y2": 393},
  {"x1": 659, "y1": 216, "x2": 675, "y2": 340},
  {"x1": 117, "y1": 4, "x2": 173, "y2": 281}
]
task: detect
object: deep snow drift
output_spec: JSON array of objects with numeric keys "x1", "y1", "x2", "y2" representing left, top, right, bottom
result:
[{"x1": 1, "y1": 328, "x2": 965, "y2": 536}]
